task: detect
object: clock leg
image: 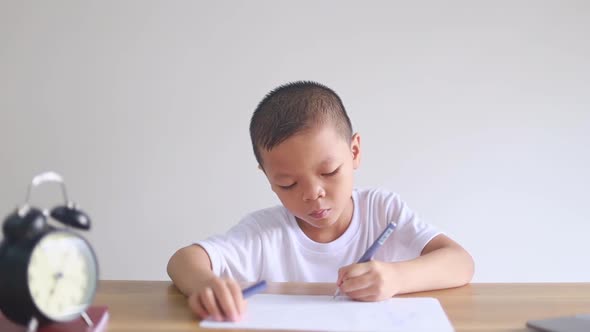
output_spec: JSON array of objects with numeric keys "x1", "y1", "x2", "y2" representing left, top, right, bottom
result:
[
  {"x1": 26, "y1": 317, "x2": 38, "y2": 332},
  {"x1": 81, "y1": 311, "x2": 94, "y2": 327}
]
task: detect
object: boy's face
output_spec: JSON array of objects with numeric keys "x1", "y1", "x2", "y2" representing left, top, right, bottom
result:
[{"x1": 259, "y1": 125, "x2": 361, "y2": 242}]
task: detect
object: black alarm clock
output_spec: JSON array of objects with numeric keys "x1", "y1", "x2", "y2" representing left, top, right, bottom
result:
[{"x1": 0, "y1": 172, "x2": 99, "y2": 331}]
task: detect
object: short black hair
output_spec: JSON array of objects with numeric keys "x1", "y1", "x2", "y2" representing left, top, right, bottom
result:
[{"x1": 250, "y1": 81, "x2": 353, "y2": 166}]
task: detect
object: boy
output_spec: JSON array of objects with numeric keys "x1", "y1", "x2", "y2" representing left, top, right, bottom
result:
[{"x1": 167, "y1": 81, "x2": 474, "y2": 322}]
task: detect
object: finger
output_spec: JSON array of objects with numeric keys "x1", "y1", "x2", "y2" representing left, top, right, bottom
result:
[
  {"x1": 212, "y1": 279, "x2": 239, "y2": 321},
  {"x1": 337, "y1": 264, "x2": 360, "y2": 287},
  {"x1": 226, "y1": 280, "x2": 246, "y2": 319},
  {"x1": 337, "y1": 264, "x2": 355, "y2": 286},
  {"x1": 353, "y1": 293, "x2": 380, "y2": 302},
  {"x1": 337, "y1": 266, "x2": 353, "y2": 287},
  {"x1": 188, "y1": 293, "x2": 209, "y2": 320},
  {"x1": 341, "y1": 261, "x2": 373, "y2": 282},
  {"x1": 200, "y1": 287, "x2": 223, "y2": 321},
  {"x1": 341, "y1": 270, "x2": 374, "y2": 294},
  {"x1": 347, "y1": 284, "x2": 378, "y2": 300}
]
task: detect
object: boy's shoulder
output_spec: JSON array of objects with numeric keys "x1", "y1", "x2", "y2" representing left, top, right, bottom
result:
[
  {"x1": 355, "y1": 187, "x2": 401, "y2": 204},
  {"x1": 231, "y1": 204, "x2": 294, "y2": 240},
  {"x1": 239, "y1": 204, "x2": 291, "y2": 227},
  {"x1": 354, "y1": 187, "x2": 407, "y2": 220}
]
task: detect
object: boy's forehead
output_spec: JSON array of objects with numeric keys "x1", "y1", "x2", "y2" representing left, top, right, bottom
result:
[
  {"x1": 259, "y1": 127, "x2": 347, "y2": 173},
  {"x1": 278, "y1": 124, "x2": 343, "y2": 147},
  {"x1": 263, "y1": 125, "x2": 341, "y2": 151},
  {"x1": 267, "y1": 156, "x2": 338, "y2": 177}
]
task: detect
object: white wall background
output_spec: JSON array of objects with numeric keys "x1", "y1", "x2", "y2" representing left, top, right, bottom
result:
[{"x1": 1, "y1": 1, "x2": 589, "y2": 282}]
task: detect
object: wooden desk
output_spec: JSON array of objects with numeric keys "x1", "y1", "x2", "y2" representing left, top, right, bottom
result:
[{"x1": 95, "y1": 281, "x2": 590, "y2": 331}]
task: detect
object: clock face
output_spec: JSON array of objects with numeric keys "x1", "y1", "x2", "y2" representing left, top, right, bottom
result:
[{"x1": 27, "y1": 231, "x2": 98, "y2": 321}]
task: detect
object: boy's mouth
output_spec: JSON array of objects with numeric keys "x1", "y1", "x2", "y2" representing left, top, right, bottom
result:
[{"x1": 309, "y1": 209, "x2": 331, "y2": 219}]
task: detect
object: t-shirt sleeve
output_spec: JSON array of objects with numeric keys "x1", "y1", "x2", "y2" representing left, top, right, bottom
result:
[
  {"x1": 383, "y1": 191, "x2": 443, "y2": 261},
  {"x1": 195, "y1": 216, "x2": 263, "y2": 282}
]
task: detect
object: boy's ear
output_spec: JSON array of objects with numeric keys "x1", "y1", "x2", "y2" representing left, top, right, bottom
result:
[{"x1": 351, "y1": 133, "x2": 361, "y2": 169}]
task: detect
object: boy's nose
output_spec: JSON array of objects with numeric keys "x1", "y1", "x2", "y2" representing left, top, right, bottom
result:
[{"x1": 302, "y1": 185, "x2": 326, "y2": 201}]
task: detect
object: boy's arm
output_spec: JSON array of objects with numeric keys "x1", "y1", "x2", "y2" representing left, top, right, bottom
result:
[
  {"x1": 395, "y1": 234, "x2": 474, "y2": 294},
  {"x1": 167, "y1": 244, "x2": 246, "y2": 321},
  {"x1": 167, "y1": 244, "x2": 216, "y2": 296},
  {"x1": 337, "y1": 234, "x2": 474, "y2": 300}
]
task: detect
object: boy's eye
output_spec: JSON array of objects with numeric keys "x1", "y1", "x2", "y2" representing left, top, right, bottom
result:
[
  {"x1": 322, "y1": 167, "x2": 340, "y2": 177},
  {"x1": 278, "y1": 183, "x2": 296, "y2": 190}
]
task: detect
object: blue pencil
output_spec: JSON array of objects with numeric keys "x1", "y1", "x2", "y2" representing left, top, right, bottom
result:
[
  {"x1": 242, "y1": 280, "x2": 267, "y2": 299},
  {"x1": 334, "y1": 221, "x2": 397, "y2": 298}
]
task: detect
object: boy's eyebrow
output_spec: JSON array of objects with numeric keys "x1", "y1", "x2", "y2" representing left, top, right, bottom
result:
[
  {"x1": 273, "y1": 173, "x2": 292, "y2": 180},
  {"x1": 320, "y1": 157, "x2": 336, "y2": 165}
]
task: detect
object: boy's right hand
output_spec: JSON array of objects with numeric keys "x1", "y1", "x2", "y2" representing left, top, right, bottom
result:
[{"x1": 187, "y1": 277, "x2": 246, "y2": 322}]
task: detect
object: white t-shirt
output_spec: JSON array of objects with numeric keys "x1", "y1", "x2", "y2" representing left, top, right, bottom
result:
[{"x1": 196, "y1": 188, "x2": 441, "y2": 282}]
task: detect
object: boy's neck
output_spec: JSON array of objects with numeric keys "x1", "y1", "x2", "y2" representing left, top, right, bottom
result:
[{"x1": 295, "y1": 197, "x2": 354, "y2": 243}]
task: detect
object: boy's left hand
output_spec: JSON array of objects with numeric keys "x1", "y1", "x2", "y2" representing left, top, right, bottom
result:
[{"x1": 336, "y1": 260, "x2": 401, "y2": 301}]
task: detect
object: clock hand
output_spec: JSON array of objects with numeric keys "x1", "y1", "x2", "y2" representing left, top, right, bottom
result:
[
  {"x1": 48, "y1": 251, "x2": 70, "y2": 298},
  {"x1": 48, "y1": 271, "x2": 64, "y2": 296}
]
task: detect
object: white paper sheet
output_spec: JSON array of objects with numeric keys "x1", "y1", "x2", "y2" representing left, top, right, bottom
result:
[{"x1": 201, "y1": 294, "x2": 454, "y2": 332}]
